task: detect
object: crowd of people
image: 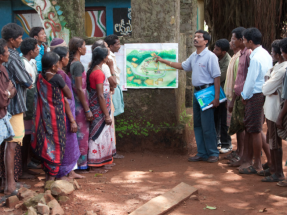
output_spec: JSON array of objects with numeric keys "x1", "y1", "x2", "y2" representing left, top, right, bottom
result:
[
  {"x1": 155, "y1": 27, "x2": 287, "y2": 186},
  {"x1": 1, "y1": 22, "x2": 287, "y2": 203},
  {"x1": 0, "y1": 23, "x2": 125, "y2": 202}
]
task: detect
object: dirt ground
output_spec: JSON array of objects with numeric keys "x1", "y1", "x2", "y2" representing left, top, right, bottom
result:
[{"x1": 1, "y1": 124, "x2": 287, "y2": 215}]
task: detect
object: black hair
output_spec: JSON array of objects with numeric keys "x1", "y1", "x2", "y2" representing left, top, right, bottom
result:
[
  {"x1": 279, "y1": 38, "x2": 287, "y2": 54},
  {"x1": 215, "y1": 39, "x2": 230, "y2": 52},
  {"x1": 195, "y1": 30, "x2": 211, "y2": 46},
  {"x1": 86, "y1": 46, "x2": 109, "y2": 90},
  {"x1": 1, "y1": 23, "x2": 24, "y2": 41},
  {"x1": 53, "y1": 46, "x2": 68, "y2": 61},
  {"x1": 231, "y1": 27, "x2": 246, "y2": 40},
  {"x1": 41, "y1": 52, "x2": 60, "y2": 78},
  {"x1": 29, "y1": 27, "x2": 44, "y2": 38},
  {"x1": 20, "y1": 38, "x2": 37, "y2": 55},
  {"x1": 243, "y1": 28, "x2": 262, "y2": 45},
  {"x1": 271, "y1": 39, "x2": 281, "y2": 55},
  {"x1": 92, "y1": 39, "x2": 105, "y2": 51},
  {"x1": 67, "y1": 37, "x2": 85, "y2": 73},
  {"x1": 104, "y1": 34, "x2": 119, "y2": 47},
  {"x1": 0, "y1": 38, "x2": 7, "y2": 55}
]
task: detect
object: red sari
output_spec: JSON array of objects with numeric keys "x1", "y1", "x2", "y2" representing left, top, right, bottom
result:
[{"x1": 31, "y1": 74, "x2": 66, "y2": 176}]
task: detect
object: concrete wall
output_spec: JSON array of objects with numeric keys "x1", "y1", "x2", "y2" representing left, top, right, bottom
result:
[
  {"x1": 180, "y1": 0, "x2": 197, "y2": 108},
  {"x1": 104, "y1": 0, "x2": 191, "y2": 153}
]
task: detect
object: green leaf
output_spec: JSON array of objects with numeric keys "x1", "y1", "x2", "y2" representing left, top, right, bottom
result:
[
  {"x1": 59, "y1": 15, "x2": 65, "y2": 21},
  {"x1": 94, "y1": 173, "x2": 103, "y2": 177},
  {"x1": 60, "y1": 21, "x2": 67, "y2": 27}
]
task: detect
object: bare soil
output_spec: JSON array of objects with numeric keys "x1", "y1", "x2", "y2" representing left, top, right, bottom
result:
[{"x1": 1, "y1": 124, "x2": 287, "y2": 215}]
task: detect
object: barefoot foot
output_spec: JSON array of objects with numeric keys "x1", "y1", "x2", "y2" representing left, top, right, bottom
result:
[
  {"x1": 57, "y1": 176, "x2": 72, "y2": 182},
  {"x1": 68, "y1": 171, "x2": 86, "y2": 179}
]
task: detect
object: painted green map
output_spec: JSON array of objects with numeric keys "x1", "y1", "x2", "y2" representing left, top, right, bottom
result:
[{"x1": 125, "y1": 48, "x2": 178, "y2": 88}]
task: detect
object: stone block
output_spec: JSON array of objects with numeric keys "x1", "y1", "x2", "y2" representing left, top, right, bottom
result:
[
  {"x1": 51, "y1": 180, "x2": 74, "y2": 196},
  {"x1": 6, "y1": 195, "x2": 19, "y2": 208},
  {"x1": 18, "y1": 188, "x2": 36, "y2": 201},
  {"x1": 27, "y1": 206, "x2": 37, "y2": 215},
  {"x1": 34, "y1": 182, "x2": 45, "y2": 188},
  {"x1": 72, "y1": 179, "x2": 80, "y2": 190},
  {"x1": 57, "y1": 196, "x2": 70, "y2": 204},
  {"x1": 24, "y1": 193, "x2": 45, "y2": 209},
  {"x1": 130, "y1": 182, "x2": 197, "y2": 215},
  {"x1": 37, "y1": 202, "x2": 50, "y2": 215},
  {"x1": 48, "y1": 199, "x2": 64, "y2": 215},
  {"x1": 15, "y1": 202, "x2": 24, "y2": 209},
  {"x1": 45, "y1": 180, "x2": 54, "y2": 191},
  {"x1": 44, "y1": 190, "x2": 55, "y2": 203}
]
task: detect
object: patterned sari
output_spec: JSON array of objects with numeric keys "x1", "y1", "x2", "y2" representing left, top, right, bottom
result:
[
  {"x1": 57, "y1": 70, "x2": 80, "y2": 177},
  {"x1": 69, "y1": 69, "x2": 90, "y2": 170},
  {"x1": 31, "y1": 74, "x2": 66, "y2": 176},
  {"x1": 88, "y1": 69, "x2": 116, "y2": 167}
]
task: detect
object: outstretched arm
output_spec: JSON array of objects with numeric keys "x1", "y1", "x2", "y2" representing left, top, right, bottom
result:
[{"x1": 154, "y1": 55, "x2": 183, "y2": 70}]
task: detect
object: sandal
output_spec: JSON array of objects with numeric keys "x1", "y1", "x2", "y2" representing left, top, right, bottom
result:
[
  {"x1": 224, "y1": 151, "x2": 237, "y2": 160},
  {"x1": 239, "y1": 166, "x2": 258, "y2": 174},
  {"x1": 262, "y1": 162, "x2": 269, "y2": 170},
  {"x1": 261, "y1": 174, "x2": 284, "y2": 182},
  {"x1": 227, "y1": 156, "x2": 240, "y2": 164},
  {"x1": 257, "y1": 168, "x2": 271, "y2": 176},
  {"x1": 0, "y1": 183, "x2": 21, "y2": 205},
  {"x1": 277, "y1": 180, "x2": 287, "y2": 187}
]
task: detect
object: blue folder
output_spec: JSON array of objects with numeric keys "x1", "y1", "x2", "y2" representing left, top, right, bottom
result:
[{"x1": 194, "y1": 86, "x2": 227, "y2": 111}]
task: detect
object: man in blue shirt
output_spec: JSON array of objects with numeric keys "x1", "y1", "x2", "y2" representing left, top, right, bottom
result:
[
  {"x1": 239, "y1": 28, "x2": 272, "y2": 174},
  {"x1": 29, "y1": 27, "x2": 47, "y2": 73},
  {"x1": 155, "y1": 30, "x2": 221, "y2": 163}
]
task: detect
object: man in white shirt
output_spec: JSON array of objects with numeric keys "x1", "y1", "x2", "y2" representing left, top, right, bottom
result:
[
  {"x1": 261, "y1": 40, "x2": 287, "y2": 182},
  {"x1": 104, "y1": 35, "x2": 125, "y2": 159},
  {"x1": 20, "y1": 38, "x2": 39, "y2": 179},
  {"x1": 239, "y1": 28, "x2": 272, "y2": 174}
]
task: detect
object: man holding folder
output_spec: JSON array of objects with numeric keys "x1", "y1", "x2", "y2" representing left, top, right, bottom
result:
[{"x1": 155, "y1": 30, "x2": 221, "y2": 163}]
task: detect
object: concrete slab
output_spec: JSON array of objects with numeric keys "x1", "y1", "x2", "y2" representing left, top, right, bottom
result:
[{"x1": 130, "y1": 182, "x2": 198, "y2": 215}]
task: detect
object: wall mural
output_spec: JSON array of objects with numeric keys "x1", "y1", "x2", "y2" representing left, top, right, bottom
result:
[
  {"x1": 16, "y1": 13, "x2": 42, "y2": 36},
  {"x1": 85, "y1": 10, "x2": 106, "y2": 37},
  {"x1": 21, "y1": 0, "x2": 70, "y2": 44}
]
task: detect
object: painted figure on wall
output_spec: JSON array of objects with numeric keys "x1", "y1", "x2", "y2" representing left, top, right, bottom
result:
[{"x1": 21, "y1": 0, "x2": 70, "y2": 43}]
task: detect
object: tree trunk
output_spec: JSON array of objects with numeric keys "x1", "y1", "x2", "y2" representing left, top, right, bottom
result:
[
  {"x1": 21, "y1": 0, "x2": 85, "y2": 42},
  {"x1": 57, "y1": 0, "x2": 85, "y2": 38}
]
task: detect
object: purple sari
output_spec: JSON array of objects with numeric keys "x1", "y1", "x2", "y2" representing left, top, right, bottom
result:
[{"x1": 56, "y1": 70, "x2": 80, "y2": 177}]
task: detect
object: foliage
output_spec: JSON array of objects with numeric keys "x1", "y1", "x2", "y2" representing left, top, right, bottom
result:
[{"x1": 115, "y1": 118, "x2": 176, "y2": 138}]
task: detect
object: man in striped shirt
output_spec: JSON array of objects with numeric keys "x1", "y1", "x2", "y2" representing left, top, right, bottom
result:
[
  {"x1": 228, "y1": 27, "x2": 251, "y2": 168},
  {"x1": 1, "y1": 23, "x2": 32, "y2": 197}
]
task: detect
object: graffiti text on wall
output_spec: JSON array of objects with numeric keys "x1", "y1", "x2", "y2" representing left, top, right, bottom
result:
[{"x1": 113, "y1": 8, "x2": 132, "y2": 36}]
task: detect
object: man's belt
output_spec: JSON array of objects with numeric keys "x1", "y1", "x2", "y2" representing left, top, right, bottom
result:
[{"x1": 194, "y1": 83, "x2": 214, "y2": 91}]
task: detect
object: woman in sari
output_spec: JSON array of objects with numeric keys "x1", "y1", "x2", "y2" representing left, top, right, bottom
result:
[
  {"x1": 67, "y1": 37, "x2": 92, "y2": 171},
  {"x1": 53, "y1": 47, "x2": 84, "y2": 180},
  {"x1": 87, "y1": 46, "x2": 116, "y2": 173},
  {"x1": 31, "y1": 52, "x2": 72, "y2": 181}
]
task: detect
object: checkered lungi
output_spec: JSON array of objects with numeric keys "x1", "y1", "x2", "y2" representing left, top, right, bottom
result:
[{"x1": 244, "y1": 93, "x2": 265, "y2": 133}]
